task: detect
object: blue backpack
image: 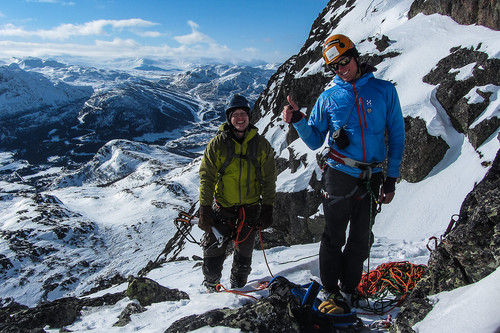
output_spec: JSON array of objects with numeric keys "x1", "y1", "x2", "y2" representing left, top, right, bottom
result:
[{"x1": 268, "y1": 276, "x2": 359, "y2": 332}]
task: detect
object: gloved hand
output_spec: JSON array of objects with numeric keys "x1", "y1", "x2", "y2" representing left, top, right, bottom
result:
[
  {"x1": 256, "y1": 204, "x2": 273, "y2": 229},
  {"x1": 282, "y1": 95, "x2": 304, "y2": 124},
  {"x1": 379, "y1": 177, "x2": 397, "y2": 204},
  {"x1": 318, "y1": 298, "x2": 345, "y2": 314},
  {"x1": 198, "y1": 205, "x2": 215, "y2": 232}
]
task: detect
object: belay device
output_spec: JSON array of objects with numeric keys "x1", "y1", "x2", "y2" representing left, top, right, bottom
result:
[{"x1": 268, "y1": 276, "x2": 358, "y2": 332}]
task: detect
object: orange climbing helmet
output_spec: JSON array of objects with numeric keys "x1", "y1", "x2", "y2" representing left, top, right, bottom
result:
[{"x1": 322, "y1": 34, "x2": 357, "y2": 65}]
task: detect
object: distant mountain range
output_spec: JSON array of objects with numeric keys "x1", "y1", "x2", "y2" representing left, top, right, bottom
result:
[{"x1": 0, "y1": 59, "x2": 274, "y2": 175}]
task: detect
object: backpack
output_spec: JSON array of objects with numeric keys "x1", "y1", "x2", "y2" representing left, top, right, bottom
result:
[{"x1": 268, "y1": 276, "x2": 358, "y2": 332}]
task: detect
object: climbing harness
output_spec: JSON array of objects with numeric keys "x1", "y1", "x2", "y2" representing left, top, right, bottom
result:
[
  {"x1": 327, "y1": 148, "x2": 383, "y2": 172},
  {"x1": 355, "y1": 261, "x2": 427, "y2": 315},
  {"x1": 426, "y1": 214, "x2": 460, "y2": 252}
]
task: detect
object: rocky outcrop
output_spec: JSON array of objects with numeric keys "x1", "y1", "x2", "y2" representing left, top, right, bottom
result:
[
  {"x1": 400, "y1": 117, "x2": 449, "y2": 183},
  {"x1": 253, "y1": 0, "x2": 455, "y2": 245},
  {"x1": 125, "y1": 276, "x2": 189, "y2": 306},
  {"x1": 0, "y1": 276, "x2": 191, "y2": 331},
  {"x1": 165, "y1": 289, "x2": 301, "y2": 333},
  {"x1": 423, "y1": 47, "x2": 500, "y2": 149},
  {"x1": 394, "y1": 149, "x2": 500, "y2": 332},
  {"x1": 113, "y1": 302, "x2": 146, "y2": 327},
  {"x1": 0, "y1": 292, "x2": 125, "y2": 332},
  {"x1": 409, "y1": 0, "x2": 500, "y2": 31}
]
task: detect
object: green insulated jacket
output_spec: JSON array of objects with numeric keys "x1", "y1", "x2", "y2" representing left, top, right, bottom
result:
[{"x1": 199, "y1": 124, "x2": 277, "y2": 208}]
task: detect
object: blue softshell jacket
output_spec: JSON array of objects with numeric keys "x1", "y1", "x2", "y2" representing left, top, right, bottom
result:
[{"x1": 293, "y1": 70, "x2": 405, "y2": 178}]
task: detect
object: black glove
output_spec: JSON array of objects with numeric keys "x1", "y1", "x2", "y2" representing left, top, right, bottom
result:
[
  {"x1": 198, "y1": 205, "x2": 215, "y2": 232},
  {"x1": 256, "y1": 204, "x2": 273, "y2": 229},
  {"x1": 290, "y1": 110, "x2": 305, "y2": 123},
  {"x1": 382, "y1": 177, "x2": 397, "y2": 194}
]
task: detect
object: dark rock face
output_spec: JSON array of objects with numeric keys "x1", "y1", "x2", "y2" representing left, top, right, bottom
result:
[
  {"x1": 394, "y1": 150, "x2": 500, "y2": 332},
  {"x1": 125, "y1": 276, "x2": 190, "y2": 306},
  {"x1": 253, "y1": 0, "x2": 499, "y2": 246},
  {"x1": 264, "y1": 171, "x2": 324, "y2": 246},
  {"x1": 400, "y1": 117, "x2": 449, "y2": 183},
  {"x1": 253, "y1": 0, "x2": 455, "y2": 245},
  {"x1": 113, "y1": 302, "x2": 146, "y2": 327},
  {"x1": 409, "y1": 0, "x2": 500, "y2": 31},
  {"x1": 423, "y1": 47, "x2": 500, "y2": 149},
  {"x1": 165, "y1": 291, "x2": 301, "y2": 333},
  {"x1": 0, "y1": 292, "x2": 125, "y2": 332}
]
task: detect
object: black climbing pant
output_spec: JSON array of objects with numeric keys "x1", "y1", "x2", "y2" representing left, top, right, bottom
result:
[{"x1": 319, "y1": 167, "x2": 382, "y2": 293}]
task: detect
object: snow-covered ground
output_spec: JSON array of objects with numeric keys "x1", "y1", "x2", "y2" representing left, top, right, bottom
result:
[{"x1": 32, "y1": 121, "x2": 496, "y2": 332}]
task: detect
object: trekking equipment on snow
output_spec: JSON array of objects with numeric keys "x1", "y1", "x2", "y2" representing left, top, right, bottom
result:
[
  {"x1": 268, "y1": 276, "x2": 359, "y2": 332},
  {"x1": 318, "y1": 291, "x2": 347, "y2": 314},
  {"x1": 355, "y1": 261, "x2": 427, "y2": 314},
  {"x1": 322, "y1": 34, "x2": 357, "y2": 65},
  {"x1": 225, "y1": 94, "x2": 251, "y2": 123},
  {"x1": 427, "y1": 214, "x2": 459, "y2": 252}
]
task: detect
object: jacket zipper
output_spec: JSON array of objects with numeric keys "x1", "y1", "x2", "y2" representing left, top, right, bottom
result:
[
  {"x1": 353, "y1": 83, "x2": 367, "y2": 162},
  {"x1": 238, "y1": 143, "x2": 243, "y2": 205}
]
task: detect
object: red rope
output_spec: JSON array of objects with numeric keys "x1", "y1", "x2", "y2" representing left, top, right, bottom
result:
[
  {"x1": 357, "y1": 261, "x2": 427, "y2": 303},
  {"x1": 233, "y1": 206, "x2": 254, "y2": 245}
]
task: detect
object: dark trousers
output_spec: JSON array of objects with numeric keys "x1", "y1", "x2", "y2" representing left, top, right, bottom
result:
[
  {"x1": 320, "y1": 167, "x2": 382, "y2": 293},
  {"x1": 202, "y1": 204, "x2": 260, "y2": 285}
]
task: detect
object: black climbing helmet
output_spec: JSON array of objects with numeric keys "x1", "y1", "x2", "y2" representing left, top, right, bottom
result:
[{"x1": 225, "y1": 94, "x2": 251, "y2": 123}]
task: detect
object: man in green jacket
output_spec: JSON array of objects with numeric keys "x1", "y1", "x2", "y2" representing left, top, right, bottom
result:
[{"x1": 198, "y1": 94, "x2": 277, "y2": 291}]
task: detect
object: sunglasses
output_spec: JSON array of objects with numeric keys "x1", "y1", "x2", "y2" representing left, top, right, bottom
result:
[{"x1": 328, "y1": 56, "x2": 353, "y2": 71}]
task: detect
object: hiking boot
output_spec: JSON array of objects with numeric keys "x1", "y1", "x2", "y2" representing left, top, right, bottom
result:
[
  {"x1": 230, "y1": 275, "x2": 247, "y2": 289},
  {"x1": 202, "y1": 280, "x2": 219, "y2": 293},
  {"x1": 346, "y1": 290, "x2": 365, "y2": 307},
  {"x1": 340, "y1": 284, "x2": 365, "y2": 307},
  {"x1": 318, "y1": 290, "x2": 348, "y2": 314}
]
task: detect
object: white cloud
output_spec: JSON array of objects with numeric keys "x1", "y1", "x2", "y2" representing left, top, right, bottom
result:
[
  {"x1": 174, "y1": 20, "x2": 215, "y2": 45},
  {"x1": 0, "y1": 19, "x2": 259, "y2": 65},
  {"x1": 136, "y1": 31, "x2": 162, "y2": 38},
  {"x1": 0, "y1": 19, "x2": 159, "y2": 40},
  {"x1": 243, "y1": 47, "x2": 259, "y2": 55}
]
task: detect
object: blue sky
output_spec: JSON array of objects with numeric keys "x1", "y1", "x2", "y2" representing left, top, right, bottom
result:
[{"x1": 0, "y1": 0, "x2": 329, "y2": 66}]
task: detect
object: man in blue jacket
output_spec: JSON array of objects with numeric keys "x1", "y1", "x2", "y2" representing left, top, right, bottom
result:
[{"x1": 282, "y1": 34, "x2": 405, "y2": 313}]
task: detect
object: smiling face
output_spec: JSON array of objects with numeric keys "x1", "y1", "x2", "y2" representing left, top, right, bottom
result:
[
  {"x1": 332, "y1": 55, "x2": 360, "y2": 83},
  {"x1": 230, "y1": 109, "x2": 249, "y2": 134}
]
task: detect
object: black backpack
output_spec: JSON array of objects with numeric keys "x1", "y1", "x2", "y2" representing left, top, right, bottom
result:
[{"x1": 268, "y1": 276, "x2": 358, "y2": 332}]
